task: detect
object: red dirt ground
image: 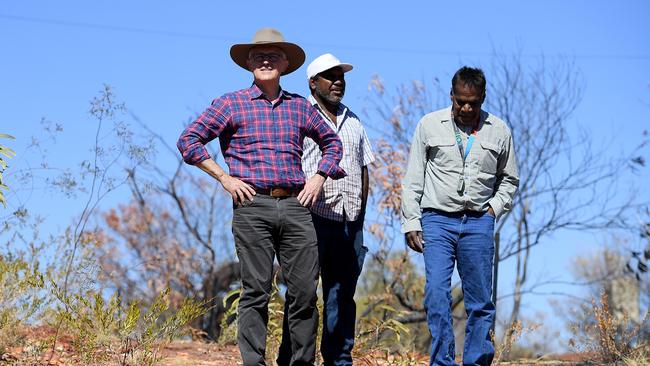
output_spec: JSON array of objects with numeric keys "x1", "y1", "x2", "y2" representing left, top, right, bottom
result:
[{"x1": 0, "y1": 327, "x2": 598, "y2": 366}]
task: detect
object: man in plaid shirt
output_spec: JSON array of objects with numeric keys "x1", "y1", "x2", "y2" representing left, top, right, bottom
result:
[
  {"x1": 278, "y1": 53, "x2": 375, "y2": 366},
  {"x1": 177, "y1": 29, "x2": 346, "y2": 366}
]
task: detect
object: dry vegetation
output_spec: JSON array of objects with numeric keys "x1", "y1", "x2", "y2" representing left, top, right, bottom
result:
[{"x1": 2, "y1": 51, "x2": 649, "y2": 365}]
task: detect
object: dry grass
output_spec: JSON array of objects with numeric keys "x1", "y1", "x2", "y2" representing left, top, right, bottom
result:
[
  {"x1": 569, "y1": 291, "x2": 649, "y2": 364},
  {"x1": 492, "y1": 320, "x2": 543, "y2": 364}
]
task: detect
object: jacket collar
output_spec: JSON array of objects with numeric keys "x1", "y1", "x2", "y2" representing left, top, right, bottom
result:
[{"x1": 440, "y1": 106, "x2": 491, "y2": 125}]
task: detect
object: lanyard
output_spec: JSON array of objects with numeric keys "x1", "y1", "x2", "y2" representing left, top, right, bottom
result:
[{"x1": 453, "y1": 122, "x2": 478, "y2": 162}]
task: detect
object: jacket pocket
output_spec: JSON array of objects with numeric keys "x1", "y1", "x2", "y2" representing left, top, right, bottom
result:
[
  {"x1": 426, "y1": 137, "x2": 457, "y2": 166},
  {"x1": 479, "y1": 140, "x2": 501, "y2": 173}
]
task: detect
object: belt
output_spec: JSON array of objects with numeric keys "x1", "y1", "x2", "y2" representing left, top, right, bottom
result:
[
  {"x1": 424, "y1": 208, "x2": 485, "y2": 217},
  {"x1": 254, "y1": 186, "x2": 303, "y2": 198}
]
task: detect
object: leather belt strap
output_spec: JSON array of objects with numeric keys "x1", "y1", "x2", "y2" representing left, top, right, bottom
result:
[{"x1": 254, "y1": 186, "x2": 303, "y2": 198}]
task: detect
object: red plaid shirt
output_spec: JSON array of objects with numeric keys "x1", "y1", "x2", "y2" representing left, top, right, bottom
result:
[{"x1": 177, "y1": 84, "x2": 346, "y2": 188}]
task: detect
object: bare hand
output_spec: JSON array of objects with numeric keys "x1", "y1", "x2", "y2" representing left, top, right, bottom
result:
[
  {"x1": 405, "y1": 231, "x2": 424, "y2": 253},
  {"x1": 220, "y1": 175, "x2": 256, "y2": 204},
  {"x1": 487, "y1": 206, "x2": 495, "y2": 217},
  {"x1": 297, "y1": 174, "x2": 325, "y2": 207}
]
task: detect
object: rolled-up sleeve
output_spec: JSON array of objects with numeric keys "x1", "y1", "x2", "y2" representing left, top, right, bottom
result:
[
  {"x1": 401, "y1": 121, "x2": 427, "y2": 233},
  {"x1": 177, "y1": 98, "x2": 229, "y2": 165},
  {"x1": 306, "y1": 107, "x2": 346, "y2": 179},
  {"x1": 488, "y1": 133, "x2": 519, "y2": 219}
]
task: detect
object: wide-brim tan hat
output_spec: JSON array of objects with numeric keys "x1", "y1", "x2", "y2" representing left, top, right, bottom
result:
[{"x1": 230, "y1": 28, "x2": 305, "y2": 76}]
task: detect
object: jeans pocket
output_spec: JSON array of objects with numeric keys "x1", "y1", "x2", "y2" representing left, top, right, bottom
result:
[{"x1": 234, "y1": 197, "x2": 256, "y2": 209}]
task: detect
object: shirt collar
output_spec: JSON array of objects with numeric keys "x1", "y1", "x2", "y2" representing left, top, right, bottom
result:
[
  {"x1": 247, "y1": 83, "x2": 292, "y2": 101},
  {"x1": 308, "y1": 95, "x2": 348, "y2": 122}
]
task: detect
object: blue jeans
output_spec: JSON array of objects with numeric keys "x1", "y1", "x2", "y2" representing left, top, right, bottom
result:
[
  {"x1": 278, "y1": 213, "x2": 367, "y2": 366},
  {"x1": 421, "y1": 209, "x2": 495, "y2": 366}
]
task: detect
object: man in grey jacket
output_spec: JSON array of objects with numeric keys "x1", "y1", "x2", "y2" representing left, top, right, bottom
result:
[{"x1": 401, "y1": 66, "x2": 519, "y2": 366}]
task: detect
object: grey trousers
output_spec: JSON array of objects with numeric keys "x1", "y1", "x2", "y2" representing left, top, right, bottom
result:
[{"x1": 232, "y1": 194, "x2": 319, "y2": 366}]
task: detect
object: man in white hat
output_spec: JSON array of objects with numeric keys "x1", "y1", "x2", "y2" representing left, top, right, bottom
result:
[
  {"x1": 177, "y1": 29, "x2": 346, "y2": 366},
  {"x1": 278, "y1": 53, "x2": 375, "y2": 366}
]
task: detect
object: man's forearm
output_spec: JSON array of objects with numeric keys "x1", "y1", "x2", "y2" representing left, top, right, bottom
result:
[
  {"x1": 197, "y1": 158, "x2": 256, "y2": 204},
  {"x1": 196, "y1": 158, "x2": 228, "y2": 183}
]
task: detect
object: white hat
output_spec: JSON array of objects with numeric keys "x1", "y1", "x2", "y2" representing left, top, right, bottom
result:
[{"x1": 306, "y1": 53, "x2": 353, "y2": 79}]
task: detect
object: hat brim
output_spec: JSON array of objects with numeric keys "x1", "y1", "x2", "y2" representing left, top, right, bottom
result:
[
  {"x1": 307, "y1": 62, "x2": 354, "y2": 79},
  {"x1": 230, "y1": 41, "x2": 306, "y2": 76},
  {"x1": 339, "y1": 63, "x2": 354, "y2": 73}
]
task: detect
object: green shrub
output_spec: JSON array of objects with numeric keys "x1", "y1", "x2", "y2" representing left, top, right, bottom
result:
[
  {"x1": 0, "y1": 254, "x2": 45, "y2": 355},
  {"x1": 0, "y1": 133, "x2": 16, "y2": 208},
  {"x1": 52, "y1": 285, "x2": 208, "y2": 365}
]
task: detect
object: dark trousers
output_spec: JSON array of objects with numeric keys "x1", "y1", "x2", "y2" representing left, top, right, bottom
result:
[
  {"x1": 421, "y1": 209, "x2": 495, "y2": 366},
  {"x1": 233, "y1": 195, "x2": 319, "y2": 366},
  {"x1": 278, "y1": 213, "x2": 367, "y2": 366}
]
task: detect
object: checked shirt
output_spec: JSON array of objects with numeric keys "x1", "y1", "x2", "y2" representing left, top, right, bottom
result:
[
  {"x1": 177, "y1": 84, "x2": 346, "y2": 189},
  {"x1": 302, "y1": 95, "x2": 375, "y2": 222}
]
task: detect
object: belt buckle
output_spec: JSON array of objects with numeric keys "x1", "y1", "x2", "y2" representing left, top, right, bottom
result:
[{"x1": 270, "y1": 187, "x2": 290, "y2": 197}]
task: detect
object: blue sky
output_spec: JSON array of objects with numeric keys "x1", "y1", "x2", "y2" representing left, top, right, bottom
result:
[{"x1": 2, "y1": 0, "x2": 649, "y2": 346}]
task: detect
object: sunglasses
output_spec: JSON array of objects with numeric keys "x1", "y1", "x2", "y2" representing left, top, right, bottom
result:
[{"x1": 249, "y1": 52, "x2": 284, "y2": 63}]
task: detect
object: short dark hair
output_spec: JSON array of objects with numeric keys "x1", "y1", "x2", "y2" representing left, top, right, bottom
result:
[{"x1": 451, "y1": 66, "x2": 486, "y2": 95}]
